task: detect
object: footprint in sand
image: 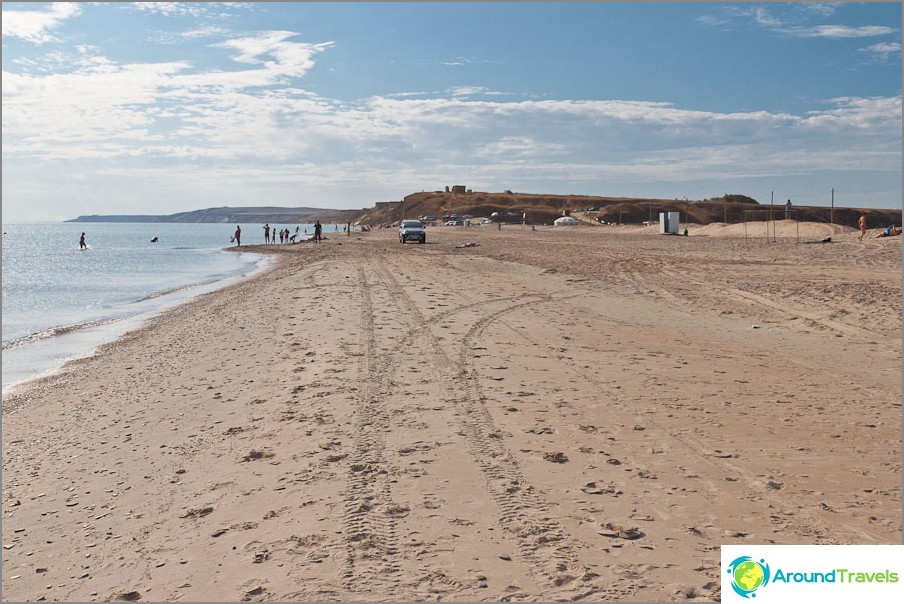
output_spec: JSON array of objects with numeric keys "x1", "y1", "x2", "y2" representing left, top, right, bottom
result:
[
  {"x1": 581, "y1": 482, "x2": 622, "y2": 496},
  {"x1": 114, "y1": 591, "x2": 141, "y2": 601},
  {"x1": 543, "y1": 452, "x2": 569, "y2": 463},
  {"x1": 241, "y1": 450, "x2": 275, "y2": 462},
  {"x1": 598, "y1": 523, "x2": 645, "y2": 540}
]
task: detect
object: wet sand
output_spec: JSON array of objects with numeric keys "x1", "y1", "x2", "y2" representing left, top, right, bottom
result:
[{"x1": 2, "y1": 223, "x2": 901, "y2": 602}]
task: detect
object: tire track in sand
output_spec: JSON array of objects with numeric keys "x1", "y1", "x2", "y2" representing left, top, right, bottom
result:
[
  {"x1": 364, "y1": 255, "x2": 634, "y2": 601},
  {"x1": 338, "y1": 260, "x2": 403, "y2": 595}
]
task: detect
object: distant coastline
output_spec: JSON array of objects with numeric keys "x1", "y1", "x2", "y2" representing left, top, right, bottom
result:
[{"x1": 66, "y1": 205, "x2": 343, "y2": 224}]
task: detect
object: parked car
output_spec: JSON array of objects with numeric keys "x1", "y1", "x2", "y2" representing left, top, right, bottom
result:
[{"x1": 399, "y1": 219, "x2": 426, "y2": 244}]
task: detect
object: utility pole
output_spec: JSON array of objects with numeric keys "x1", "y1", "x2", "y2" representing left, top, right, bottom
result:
[
  {"x1": 830, "y1": 188, "x2": 834, "y2": 226},
  {"x1": 770, "y1": 191, "x2": 775, "y2": 243}
]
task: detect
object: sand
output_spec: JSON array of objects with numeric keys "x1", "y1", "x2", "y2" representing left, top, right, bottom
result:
[{"x1": 2, "y1": 223, "x2": 901, "y2": 602}]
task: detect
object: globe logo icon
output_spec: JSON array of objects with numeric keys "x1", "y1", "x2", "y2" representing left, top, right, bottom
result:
[{"x1": 727, "y1": 556, "x2": 771, "y2": 598}]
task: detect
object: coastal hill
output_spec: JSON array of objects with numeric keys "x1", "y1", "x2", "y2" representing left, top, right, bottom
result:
[
  {"x1": 381, "y1": 191, "x2": 900, "y2": 229},
  {"x1": 68, "y1": 191, "x2": 901, "y2": 229}
]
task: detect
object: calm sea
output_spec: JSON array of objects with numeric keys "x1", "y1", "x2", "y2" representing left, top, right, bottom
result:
[{"x1": 0, "y1": 222, "x2": 300, "y2": 392}]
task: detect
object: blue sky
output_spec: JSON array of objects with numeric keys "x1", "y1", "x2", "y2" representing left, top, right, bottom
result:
[{"x1": 2, "y1": 2, "x2": 901, "y2": 221}]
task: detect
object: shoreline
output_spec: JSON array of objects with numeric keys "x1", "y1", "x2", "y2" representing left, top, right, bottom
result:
[
  {"x1": 2, "y1": 226, "x2": 900, "y2": 602},
  {"x1": 1, "y1": 250, "x2": 274, "y2": 397}
]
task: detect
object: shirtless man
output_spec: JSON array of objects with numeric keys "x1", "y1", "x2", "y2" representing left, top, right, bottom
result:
[
  {"x1": 234, "y1": 225, "x2": 241, "y2": 247},
  {"x1": 858, "y1": 213, "x2": 867, "y2": 241}
]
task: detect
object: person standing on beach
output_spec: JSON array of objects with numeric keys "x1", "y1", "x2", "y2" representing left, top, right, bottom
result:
[
  {"x1": 79, "y1": 232, "x2": 87, "y2": 249},
  {"x1": 785, "y1": 199, "x2": 792, "y2": 220},
  {"x1": 234, "y1": 225, "x2": 241, "y2": 247},
  {"x1": 314, "y1": 220, "x2": 322, "y2": 242},
  {"x1": 858, "y1": 213, "x2": 868, "y2": 241},
  {"x1": 264, "y1": 223, "x2": 270, "y2": 244}
]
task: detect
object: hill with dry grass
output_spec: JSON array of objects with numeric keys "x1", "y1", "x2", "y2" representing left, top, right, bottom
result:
[{"x1": 353, "y1": 191, "x2": 900, "y2": 229}]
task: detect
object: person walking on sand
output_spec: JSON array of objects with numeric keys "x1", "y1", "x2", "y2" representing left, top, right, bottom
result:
[
  {"x1": 263, "y1": 223, "x2": 270, "y2": 244},
  {"x1": 79, "y1": 232, "x2": 87, "y2": 249},
  {"x1": 314, "y1": 220, "x2": 322, "y2": 242},
  {"x1": 858, "y1": 213, "x2": 868, "y2": 241},
  {"x1": 233, "y1": 225, "x2": 242, "y2": 247}
]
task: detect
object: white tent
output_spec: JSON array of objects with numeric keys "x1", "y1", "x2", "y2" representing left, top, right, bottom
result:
[{"x1": 554, "y1": 216, "x2": 580, "y2": 226}]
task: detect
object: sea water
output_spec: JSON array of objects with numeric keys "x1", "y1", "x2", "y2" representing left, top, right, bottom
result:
[{"x1": 1, "y1": 222, "x2": 285, "y2": 392}]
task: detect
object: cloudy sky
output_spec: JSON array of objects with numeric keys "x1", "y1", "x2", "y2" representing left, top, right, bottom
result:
[{"x1": 2, "y1": 2, "x2": 901, "y2": 221}]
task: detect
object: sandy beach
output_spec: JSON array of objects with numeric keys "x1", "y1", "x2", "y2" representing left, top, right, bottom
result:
[{"x1": 2, "y1": 223, "x2": 901, "y2": 602}]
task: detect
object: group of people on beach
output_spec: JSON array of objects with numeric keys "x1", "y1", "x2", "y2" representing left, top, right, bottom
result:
[
  {"x1": 231, "y1": 221, "x2": 323, "y2": 247},
  {"x1": 262, "y1": 224, "x2": 302, "y2": 245}
]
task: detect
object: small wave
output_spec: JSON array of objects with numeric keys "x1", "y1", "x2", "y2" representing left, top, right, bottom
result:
[
  {"x1": 135, "y1": 281, "x2": 212, "y2": 302},
  {"x1": 2, "y1": 318, "x2": 122, "y2": 351}
]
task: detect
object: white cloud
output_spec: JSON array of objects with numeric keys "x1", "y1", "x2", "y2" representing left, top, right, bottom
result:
[
  {"x1": 5, "y1": 45, "x2": 899, "y2": 169},
  {"x1": 859, "y1": 42, "x2": 902, "y2": 61},
  {"x1": 448, "y1": 86, "x2": 490, "y2": 98},
  {"x1": 131, "y1": 2, "x2": 202, "y2": 17},
  {"x1": 801, "y1": 3, "x2": 839, "y2": 18},
  {"x1": 784, "y1": 25, "x2": 898, "y2": 39},
  {"x1": 182, "y1": 25, "x2": 230, "y2": 39},
  {"x1": 476, "y1": 137, "x2": 567, "y2": 159},
  {"x1": 749, "y1": 7, "x2": 783, "y2": 28},
  {"x1": 702, "y1": 6, "x2": 897, "y2": 41},
  {"x1": 149, "y1": 25, "x2": 232, "y2": 45},
  {"x1": 441, "y1": 56, "x2": 502, "y2": 67},
  {"x1": 695, "y1": 15, "x2": 730, "y2": 28},
  {"x1": 1, "y1": 2, "x2": 81, "y2": 44}
]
